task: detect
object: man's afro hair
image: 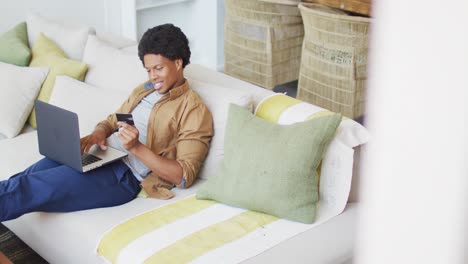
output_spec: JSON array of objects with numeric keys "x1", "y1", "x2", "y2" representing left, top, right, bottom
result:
[{"x1": 138, "y1": 24, "x2": 191, "y2": 68}]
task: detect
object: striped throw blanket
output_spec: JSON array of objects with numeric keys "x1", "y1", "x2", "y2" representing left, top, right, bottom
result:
[{"x1": 97, "y1": 190, "x2": 351, "y2": 264}]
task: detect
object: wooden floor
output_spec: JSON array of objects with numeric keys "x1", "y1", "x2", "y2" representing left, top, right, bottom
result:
[{"x1": 0, "y1": 223, "x2": 48, "y2": 264}]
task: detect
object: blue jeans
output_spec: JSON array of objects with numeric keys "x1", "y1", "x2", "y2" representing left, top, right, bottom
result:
[{"x1": 0, "y1": 158, "x2": 141, "y2": 221}]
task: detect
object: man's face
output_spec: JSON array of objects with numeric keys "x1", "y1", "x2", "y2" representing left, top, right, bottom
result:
[{"x1": 143, "y1": 54, "x2": 182, "y2": 94}]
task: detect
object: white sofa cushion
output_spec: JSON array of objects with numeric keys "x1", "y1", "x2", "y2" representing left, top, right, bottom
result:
[
  {"x1": 26, "y1": 12, "x2": 95, "y2": 61},
  {"x1": 121, "y1": 44, "x2": 138, "y2": 54},
  {"x1": 188, "y1": 78, "x2": 253, "y2": 180},
  {"x1": 49, "y1": 76, "x2": 128, "y2": 136},
  {"x1": 82, "y1": 35, "x2": 147, "y2": 93},
  {"x1": 0, "y1": 62, "x2": 48, "y2": 139}
]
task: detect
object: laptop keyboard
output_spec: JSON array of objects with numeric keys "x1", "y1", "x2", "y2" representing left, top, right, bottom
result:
[{"x1": 81, "y1": 154, "x2": 102, "y2": 166}]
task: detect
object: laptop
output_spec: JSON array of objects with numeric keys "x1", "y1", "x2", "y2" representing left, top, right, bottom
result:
[{"x1": 34, "y1": 100, "x2": 127, "y2": 173}]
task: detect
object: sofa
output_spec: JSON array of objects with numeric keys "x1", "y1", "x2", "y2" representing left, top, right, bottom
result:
[{"x1": 0, "y1": 13, "x2": 369, "y2": 264}]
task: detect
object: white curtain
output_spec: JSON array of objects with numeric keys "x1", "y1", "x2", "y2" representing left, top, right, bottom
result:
[{"x1": 356, "y1": 0, "x2": 468, "y2": 263}]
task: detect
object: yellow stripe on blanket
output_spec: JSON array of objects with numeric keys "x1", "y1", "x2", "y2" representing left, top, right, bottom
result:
[
  {"x1": 144, "y1": 211, "x2": 278, "y2": 264},
  {"x1": 98, "y1": 196, "x2": 217, "y2": 263}
]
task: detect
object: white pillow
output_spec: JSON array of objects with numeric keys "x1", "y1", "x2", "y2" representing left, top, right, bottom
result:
[
  {"x1": 0, "y1": 62, "x2": 48, "y2": 139},
  {"x1": 95, "y1": 31, "x2": 137, "y2": 49},
  {"x1": 121, "y1": 44, "x2": 138, "y2": 54},
  {"x1": 82, "y1": 35, "x2": 147, "y2": 93},
  {"x1": 188, "y1": 78, "x2": 253, "y2": 180},
  {"x1": 27, "y1": 12, "x2": 96, "y2": 61},
  {"x1": 49, "y1": 76, "x2": 128, "y2": 136}
]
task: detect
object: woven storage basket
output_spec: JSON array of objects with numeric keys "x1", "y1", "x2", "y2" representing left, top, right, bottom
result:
[
  {"x1": 224, "y1": 0, "x2": 304, "y2": 90},
  {"x1": 297, "y1": 3, "x2": 370, "y2": 119}
]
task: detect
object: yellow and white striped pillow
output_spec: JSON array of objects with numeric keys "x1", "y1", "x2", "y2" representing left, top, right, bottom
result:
[{"x1": 255, "y1": 93, "x2": 368, "y2": 148}]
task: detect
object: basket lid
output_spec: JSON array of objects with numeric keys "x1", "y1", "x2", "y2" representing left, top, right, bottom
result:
[
  {"x1": 258, "y1": 0, "x2": 301, "y2": 6},
  {"x1": 300, "y1": 3, "x2": 347, "y2": 15},
  {"x1": 299, "y1": 2, "x2": 371, "y2": 22}
]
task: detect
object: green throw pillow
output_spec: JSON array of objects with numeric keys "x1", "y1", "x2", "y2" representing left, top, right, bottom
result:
[
  {"x1": 28, "y1": 32, "x2": 88, "y2": 128},
  {"x1": 196, "y1": 104, "x2": 341, "y2": 224},
  {"x1": 0, "y1": 22, "x2": 31, "y2": 66}
]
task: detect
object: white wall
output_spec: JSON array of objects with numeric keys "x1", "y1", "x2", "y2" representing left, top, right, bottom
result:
[
  {"x1": 0, "y1": 0, "x2": 108, "y2": 33},
  {"x1": 216, "y1": 0, "x2": 225, "y2": 71},
  {"x1": 134, "y1": 0, "x2": 224, "y2": 70},
  {"x1": 0, "y1": 0, "x2": 225, "y2": 70}
]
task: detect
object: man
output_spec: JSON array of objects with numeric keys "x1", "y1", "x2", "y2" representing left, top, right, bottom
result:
[{"x1": 0, "y1": 24, "x2": 213, "y2": 221}]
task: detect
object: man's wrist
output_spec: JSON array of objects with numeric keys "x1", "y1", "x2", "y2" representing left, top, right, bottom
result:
[
  {"x1": 129, "y1": 142, "x2": 144, "y2": 155},
  {"x1": 93, "y1": 126, "x2": 108, "y2": 137}
]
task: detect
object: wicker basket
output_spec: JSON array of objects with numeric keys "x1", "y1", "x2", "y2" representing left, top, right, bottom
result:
[
  {"x1": 297, "y1": 3, "x2": 371, "y2": 119},
  {"x1": 224, "y1": 0, "x2": 304, "y2": 89}
]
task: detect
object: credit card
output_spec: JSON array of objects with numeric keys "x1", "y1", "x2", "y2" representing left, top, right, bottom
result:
[{"x1": 115, "y1": 113, "x2": 135, "y2": 125}]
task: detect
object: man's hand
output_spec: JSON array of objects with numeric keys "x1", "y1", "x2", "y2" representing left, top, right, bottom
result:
[
  {"x1": 80, "y1": 129, "x2": 107, "y2": 154},
  {"x1": 117, "y1": 121, "x2": 141, "y2": 152}
]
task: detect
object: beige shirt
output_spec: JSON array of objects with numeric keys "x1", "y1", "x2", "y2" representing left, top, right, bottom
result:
[{"x1": 96, "y1": 80, "x2": 213, "y2": 190}]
